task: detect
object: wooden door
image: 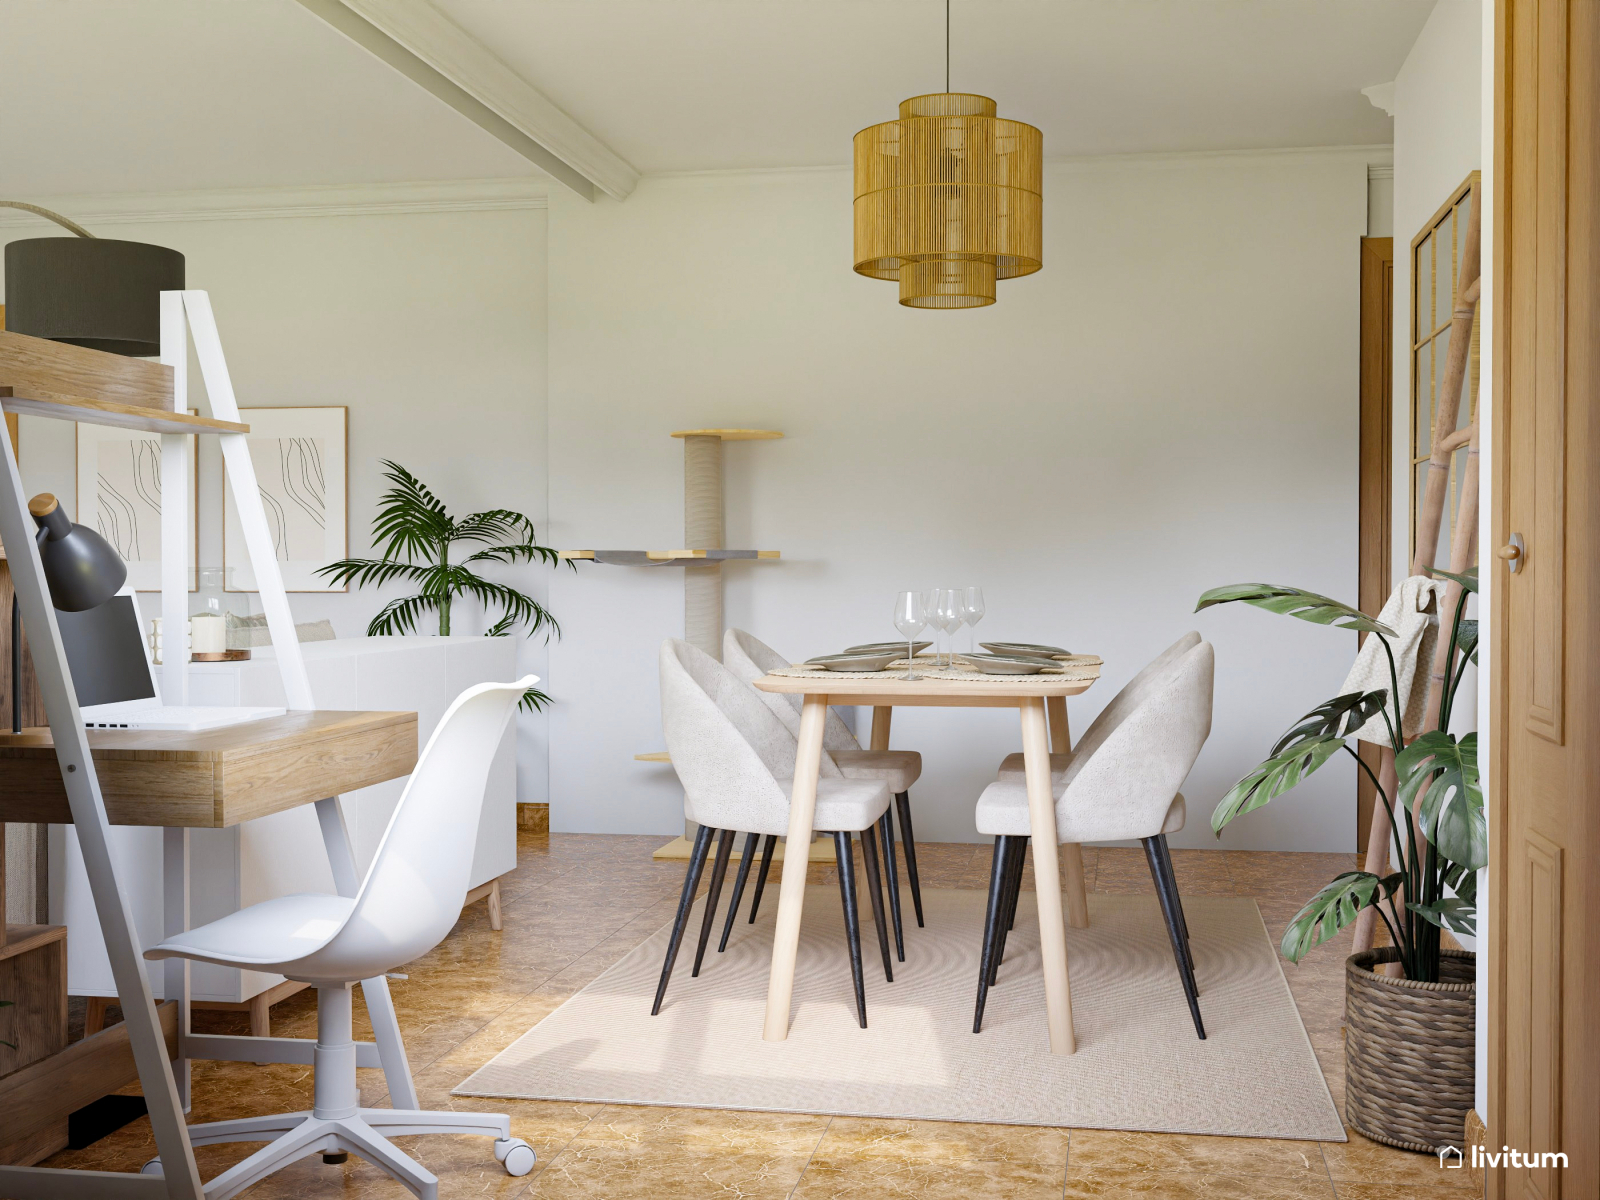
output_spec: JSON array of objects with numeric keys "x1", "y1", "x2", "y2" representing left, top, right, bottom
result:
[
  {"x1": 1357, "y1": 237, "x2": 1393, "y2": 852},
  {"x1": 1490, "y1": 1, "x2": 1599, "y2": 1197}
]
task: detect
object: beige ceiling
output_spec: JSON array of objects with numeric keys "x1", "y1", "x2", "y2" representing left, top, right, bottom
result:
[{"x1": 0, "y1": 0, "x2": 1431, "y2": 197}]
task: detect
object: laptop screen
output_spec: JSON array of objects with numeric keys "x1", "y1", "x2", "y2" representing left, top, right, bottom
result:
[{"x1": 54, "y1": 595, "x2": 158, "y2": 708}]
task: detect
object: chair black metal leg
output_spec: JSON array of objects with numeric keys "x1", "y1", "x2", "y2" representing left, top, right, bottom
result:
[
  {"x1": 692, "y1": 829, "x2": 735, "y2": 977},
  {"x1": 989, "y1": 836, "x2": 1026, "y2": 986},
  {"x1": 878, "y1": 810, "x2": 905, "y2": 961},
  {"x1": 747, "y1": 834, "x2": 778, "y2": 923},
  {"x1": 859, "y1": 824, "x2": 894, "y2": 982},
  {"x1": 833, "y1": 831, "x2": 868, "y2": 1028},
  {"x1": 653, "y1": 824, "x2": 715, "y2": 1015},
  {"x1": 719, "y1": 832, "x2": 759, "y2": 952},
  {"x1": 974, "y1": 836, "x2": 1008, "y2": 1033},
  {"x1": 895, "y1": 791, "x2": 925, "y2": 928},
  {"x1": 1143, "y1": 836, "x2": 1205, "y2": 1039},
  {"x1": 1005, "y1": 835, "x2": 1030, "y2": 932},
  {"x1": 1154, "y1": 834, "x2": 1195, "y2": 985}
]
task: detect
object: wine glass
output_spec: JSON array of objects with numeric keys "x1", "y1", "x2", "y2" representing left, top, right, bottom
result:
[
  {"x1": 963, "y1": 586, "x2": 986, "y2": 653},
  {"x1": 937, "y1": 589, "x2": 965, "y2": 669},
  {"x1": 893, "y1": 591, "x2": 927, "y2": 681}
]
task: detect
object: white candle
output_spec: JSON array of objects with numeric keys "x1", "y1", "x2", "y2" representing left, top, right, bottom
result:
[{"x1": 190, "y1": 612, "x2": 226, "y2": 655}]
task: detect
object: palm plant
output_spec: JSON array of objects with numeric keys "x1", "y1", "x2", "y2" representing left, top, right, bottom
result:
[
  {"x1": 1196, "y1": 572, "x2": 1485, "y2": 982},
  {"x1": 318, "y1": 461, "x2": 565, "y2": 710}
]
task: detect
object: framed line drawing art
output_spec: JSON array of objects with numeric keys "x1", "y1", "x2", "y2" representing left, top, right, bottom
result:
[
  {"x1": 224, "y1": 406, "x2": 348, "y2": 592},
  {"x1": 75, "y1": 416, "x2": 198, "y2": 592}
]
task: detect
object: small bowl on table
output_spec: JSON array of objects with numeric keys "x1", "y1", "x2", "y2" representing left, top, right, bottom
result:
[
  {"x1": 958, "y1": 652, "x2": 1054, "y2": 675},
  {"x1": 805, "y1": 650, "x2": 899, "y2": 672}
]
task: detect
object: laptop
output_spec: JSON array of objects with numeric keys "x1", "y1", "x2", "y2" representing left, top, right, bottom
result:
[{"x1": 57, "y1": 592, "x2": 286, "y2": 732}]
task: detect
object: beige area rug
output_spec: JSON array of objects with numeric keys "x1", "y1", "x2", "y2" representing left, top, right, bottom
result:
[{"x1": 455, "y1": 888, "x2": 1344, "y2": 1141}]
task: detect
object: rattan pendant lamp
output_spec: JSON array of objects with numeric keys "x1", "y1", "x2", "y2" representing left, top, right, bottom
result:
[{"x1": 852, "y1": 0, "x2": 1042, "y2": 309}]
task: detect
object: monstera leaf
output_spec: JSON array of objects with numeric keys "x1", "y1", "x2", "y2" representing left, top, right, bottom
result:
[
  {"x1": 1410, "y1": 860, "x2": 1478, "y2": 937},
  {"x1": 1281, "y1": 871, "x2": 1404, "y2": 963},
  {"x1": 1269, "y1": 691, "x2": 1389, "y2": 755},
  {"x1": 1398, "y1": 731, "x2": 1486, "y2": 871},
  {"x1": 1430, "y1": 565, "x2": 1479, "y2": 593},
  {"x1": 1195, "y1": 584, "x2": 1396, "y2": 638},
  {"x1": 1455, "y1": 618, "x2": 1479, "y2": 665},
  {"x1": 1213, "y1": 735, "x2": 1344, "y2": 833}
]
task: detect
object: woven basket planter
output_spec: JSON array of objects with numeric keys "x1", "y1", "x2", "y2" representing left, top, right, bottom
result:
[{"x1": 1345, "y1": 946, "x2": 1475, "y2": 1153}]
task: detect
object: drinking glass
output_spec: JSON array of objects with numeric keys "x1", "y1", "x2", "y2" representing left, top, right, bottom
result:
[
  {"x1": 963, "y1": 586, "x2": 986, "y2": 653},
  {"x1": 937, "y1": 589, "x2": 965, "y2": 668},
  {"x1": 893, "y1": 591, "x2": 928, "y2": 681}
]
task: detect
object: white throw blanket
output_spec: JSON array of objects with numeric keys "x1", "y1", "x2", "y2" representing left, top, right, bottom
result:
[{"x1": 1340, "y1": 575, "x2": 1444, "y2": 746}]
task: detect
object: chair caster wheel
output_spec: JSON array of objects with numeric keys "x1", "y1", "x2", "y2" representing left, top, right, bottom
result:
[
  {"x1": 495, "y1": 1137, "x2": 536, "y2": 1176},
  {"x1": 323, "y1": 1150, "x2": 349, "y2": 1164},
  {"x1": 140, "y1": 1158, "x2": 163, "y2": 1176}
]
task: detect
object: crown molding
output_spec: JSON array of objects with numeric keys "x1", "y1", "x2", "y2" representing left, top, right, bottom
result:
[
  {"x1": 0, "y1": 179, "x2": 549, "y2": 229},
  {"x1": 645, "y1": 143, "x2": 1395, "y2": 184},
  {"x1": 299, "y1": 0, "x2": 638, "y2": 203},
  {"x1": 1368, "y1": 163, "x2": 1395, "y2": 180}
]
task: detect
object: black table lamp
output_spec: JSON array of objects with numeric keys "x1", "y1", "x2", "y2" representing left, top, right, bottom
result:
[{"x1": 10, "y1": 494, "x2": 127, "y2": 732}]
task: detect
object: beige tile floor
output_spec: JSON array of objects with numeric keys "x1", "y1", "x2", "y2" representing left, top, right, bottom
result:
[{"x1": 44, "y1": 833, "x2": 1484, "y2": 1198}]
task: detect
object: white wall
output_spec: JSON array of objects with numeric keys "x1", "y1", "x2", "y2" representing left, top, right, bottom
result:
[
  {"x1": 1, "y1": 198, "x2": 552, "y2": 805},
  {"x1": 545, "y1": 149, "x2": 1373, "y2": 851}
]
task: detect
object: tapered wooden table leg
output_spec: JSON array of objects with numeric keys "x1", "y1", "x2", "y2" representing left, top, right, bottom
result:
[
  {"x1": 1045, "y1": 695, "x2": 1089, "y2": 928},
  {"x1": 869, "y1": 705, "x2": 892, "y2": 752},
  {"x1": 764, "y1": 693, "x2": 829, "y2": 1041},
  {"x1": 1021, "y1": 697, "x2": 1076, "y2": 1053}
]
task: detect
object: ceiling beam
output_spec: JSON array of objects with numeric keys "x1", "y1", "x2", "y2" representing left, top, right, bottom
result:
[{"x1": 295, "y1": 0, "x2": 638, "y2": 202}]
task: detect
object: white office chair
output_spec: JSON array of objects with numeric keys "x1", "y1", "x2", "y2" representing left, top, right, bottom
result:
[
  {"x1": 724, "y1": 628, "x2": 926, "y2": 953},
  {"x1": 973, "y1": 642, "x2": 1214, "y2": 1039},
  {"x1": 141, "y1": 678, "x2": 539, "y2": 1200},
  {"x1": 993, "y1": 631, "x2": 1202, "y2": 784},
  {"x1": 657, "y1": 639, "x2": 895, "y2": 1027}
]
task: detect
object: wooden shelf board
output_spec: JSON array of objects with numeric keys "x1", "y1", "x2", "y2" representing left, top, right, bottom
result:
[
  {"x1": 560, "y1": 549, "x2": 780, "y2": 562},
  {"x1": 0, "y1": 388, "x2": 248, "y2": 435},
  {"x1": 670, "y1": 429, "x2": 783, "y2": 440}
]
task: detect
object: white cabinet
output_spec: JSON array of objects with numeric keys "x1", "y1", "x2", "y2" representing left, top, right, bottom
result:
[{"x1": 53, "y1": 636, "x2": 518, "y2": 1003}]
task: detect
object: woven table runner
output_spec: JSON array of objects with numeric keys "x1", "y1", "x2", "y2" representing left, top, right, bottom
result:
[{"x1": 769, "y1": 653, "x2": 1102, "y2": 684}]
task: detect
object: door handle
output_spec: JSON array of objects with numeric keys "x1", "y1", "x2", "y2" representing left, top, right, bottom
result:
[{"x1": 1499, "y1": 533, "x2": 1525, "y2": 574}]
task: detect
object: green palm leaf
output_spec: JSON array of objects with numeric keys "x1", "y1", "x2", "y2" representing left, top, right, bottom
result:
[
  {"x1": 463, "y1": 542, "x2": 562, "y2": 569},
  {"x1": 1212, "y1": 734, "x2": 1345, "y2": 833},
  {"x1": 315, "y1": 557, "x2": 432, "y2": 589},
  {"x1": 1195, "y1": 583, "x2": 1396, "y2": 638},
  {"x1": 369, "y1": 460, "x2": 451, "y2": 563},
  {"x1": 1281, "y1": 871, "x2": 1404, "y2": 962},
  {"x1": 452, "y1": 510, "x2": 537, "y2": 544},
  {"x1": 367, "y1": 592, "x2": 443, "y2": 637},
  {"x1": 1397, "y1": 731, "x2": 1486, "y2": 871}
]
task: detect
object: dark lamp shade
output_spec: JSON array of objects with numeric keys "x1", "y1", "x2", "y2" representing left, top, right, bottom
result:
[
  {"x1": 3, "y1": 237, "x2": 185, "y2": 357},
  {"x1": 30, "y1": 494, "x2": 128, "y2": 611}
]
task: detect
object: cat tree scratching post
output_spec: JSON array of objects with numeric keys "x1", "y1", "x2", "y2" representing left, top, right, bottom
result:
[{"x1": 681, "y1": 432, "x2": 727, "y2": 659}]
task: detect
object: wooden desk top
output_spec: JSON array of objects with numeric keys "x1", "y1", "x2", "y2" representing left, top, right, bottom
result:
[{"x1": 0, "y1": 710, "x2": 417, "y2": 828}]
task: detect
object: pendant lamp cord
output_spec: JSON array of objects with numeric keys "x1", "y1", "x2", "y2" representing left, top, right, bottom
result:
[
  {"x1": 0, "y1": 201, "x2": 95, "y2": 238},
  {"x1": 945, "y1": 0, "x2": 951, "y2": 92}
]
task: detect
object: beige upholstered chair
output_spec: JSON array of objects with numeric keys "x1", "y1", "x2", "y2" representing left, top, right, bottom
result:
[
  {"x1": 724, "y1": 628, "x2": 926, "y2": 957},
  {"x1": 657, "y1": 639, "x2": 895, "y2": 1027},
  {"x1": 973, "y1": 641, "x2": 1215, "y2": 1039},
  {"x1": 994, "y1": 631, "x2": 1202, "y2": 784}
]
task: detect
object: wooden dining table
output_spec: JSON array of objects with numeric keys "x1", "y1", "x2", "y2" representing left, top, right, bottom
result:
[{"x1": 752, "y1": 658, "x2": 1101, "y2": 1054}]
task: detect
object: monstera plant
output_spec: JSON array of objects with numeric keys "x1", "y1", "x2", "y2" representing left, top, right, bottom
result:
[{"x1": 1196, "y1": 573, "x2": 1484, "y2": 983}]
